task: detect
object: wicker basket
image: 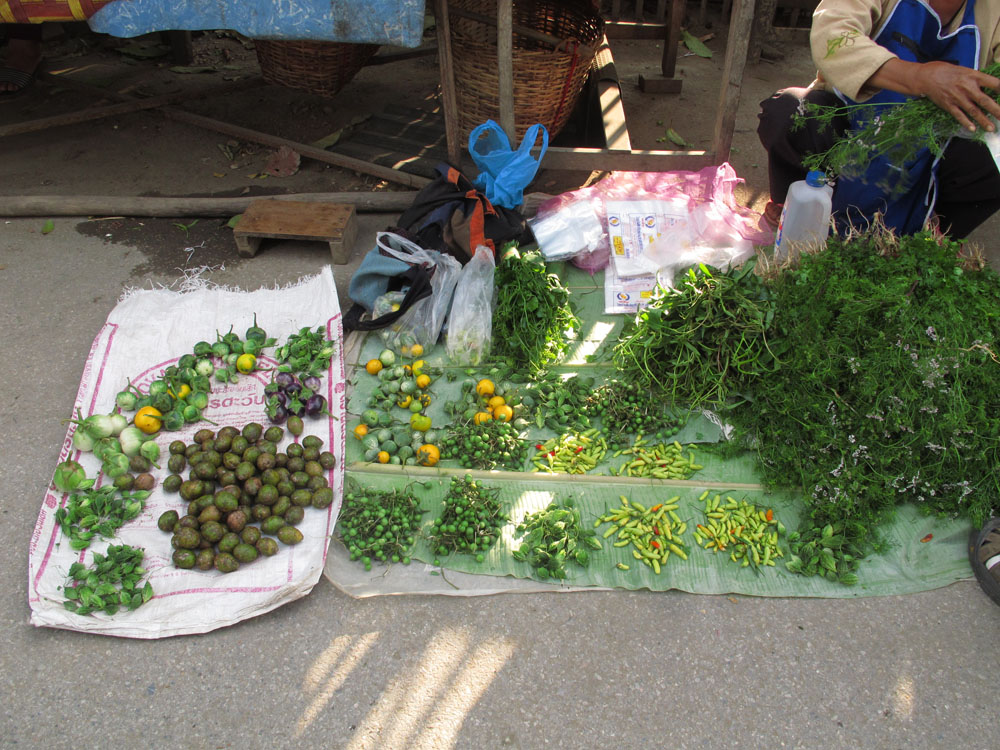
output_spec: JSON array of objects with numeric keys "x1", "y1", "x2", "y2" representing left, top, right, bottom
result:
[
  {"x1": 254, "y1": 40, "x2": 380, "y2": 98},
  {"x1": 449, "y1": 0, "x2": 604, "y2": 142}
]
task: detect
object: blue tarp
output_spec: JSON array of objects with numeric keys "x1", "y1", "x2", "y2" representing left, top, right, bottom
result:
[{"x1": 87, "y1": 0, "x2": 427, "y2": 47}]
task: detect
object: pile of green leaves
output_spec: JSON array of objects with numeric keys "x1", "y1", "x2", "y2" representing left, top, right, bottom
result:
[
  {"x1": 54, "y1": 485, "x2": 150, "y2": 551},
  {"x1": 525, "y1": 373, "x2": 595, "y2": 433},
  {"x1": 730, "y1": 231, "x2": 1000, "y2": 573},
  {"x1": 612, "y1": 259, "x2": 777, "y2": 408},
  {"x1": 62, "y1": 545, "x2": 153, "y2": 616},
  {"x1": 797, "y1": 61, "x2": 1000, "y2": 195},
  {"x1": 492, "y1": 245, "x2": 579, "y2": 373},
  {"x1": 274, "y1": 326, "x2": 336, "y2": 379},
  {"x1": 512, "y1": 498, "x2": 601, "y2": 580}
]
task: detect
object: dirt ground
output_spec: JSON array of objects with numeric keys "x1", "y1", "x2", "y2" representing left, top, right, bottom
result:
[
  {"x1": 6, "y1": 16, "x2": 998, "y2": 267},
  {"x1": 0, "y1": 15, "x2": 797, "y2": 239}
]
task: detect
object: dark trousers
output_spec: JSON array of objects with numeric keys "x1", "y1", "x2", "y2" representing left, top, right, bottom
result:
[
  {"x1": 5, "y1": 23, "x2": 44, "y2": 42},
  {"x1": 757, "y1": 87, "x2": 1000, "y2": 239}
]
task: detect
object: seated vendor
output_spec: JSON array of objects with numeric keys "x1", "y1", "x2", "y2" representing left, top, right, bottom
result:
[
  {"x1": 757, "y1": 0, "x2": 1000, "y2": 239},
  {"x1": 1, "y1": 23, "x2": 42, "y2": 96}
]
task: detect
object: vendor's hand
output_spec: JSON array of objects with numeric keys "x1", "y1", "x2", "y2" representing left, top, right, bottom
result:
[
  {"x1": 869, "y1": 59, "x2": 1000, "y2": 132},
  {"x1": 914, "y1": 61, "x2": 1000, "y2": 132}
]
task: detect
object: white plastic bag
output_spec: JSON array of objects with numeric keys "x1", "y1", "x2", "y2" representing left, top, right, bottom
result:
[
  {"x1": 646, "y1": 202, "x2": 755, "y2": 289},
  {"x1": 528, "y1": 198, "x2": 605, "y2": 262},
  {"x1": 374, "y1": 231, "x2": 462, "y2": 354},
  {"x1": 446, "y1": 246, "x2": 495, "y2": 365}
]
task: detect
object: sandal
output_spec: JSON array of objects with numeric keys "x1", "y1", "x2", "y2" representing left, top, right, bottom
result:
[
  {"x1": 0, "y1": 66, "x2": 36, "y2": 99},
  {"x1": 763, "y1": 200, "x2": 783, "y2": 230},
  {"x1": 968, "y1": 517, "x2": 1000, "y2": 606}
]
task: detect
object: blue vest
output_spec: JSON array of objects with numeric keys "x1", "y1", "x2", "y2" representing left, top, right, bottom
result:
[{"x1": 833, "y1": 0, "x2": 980, "y2": 235}]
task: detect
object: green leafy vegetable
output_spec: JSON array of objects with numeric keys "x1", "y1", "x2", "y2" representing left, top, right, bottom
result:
[
  {"x1": 61, "y1": 544, "x2": 152, "y2": 616},
  {"x1": 730, "y1": 229, "x2": 1000, "y2": 576},
  {"x1": 612, "y1": 258, "x2": 777, "y2": 409},
  {"x1": 796, "y1": 61, "x2": 1000, "y2": 195},
  {"x1": 512, "y1": 497, "x2": 600, "y2": 580},
  {"x1": 492, "y1": 244, "x2": 579, "y2": 373},
  {"x1": 274, "y1": 326, "x2": 336, "y2": 379},
  {"x1": 53, "y1": 485, "x2": 149, "y2": 550}
]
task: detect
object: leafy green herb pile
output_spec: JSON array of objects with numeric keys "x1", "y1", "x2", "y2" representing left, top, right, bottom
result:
[
  {"x1": 492, "y1": 245, "x2": 579, "y2": 373},
  {"x1": 797, "y1": 61, "x2": 1000, "y2": 194},
  {"x1": 512, "y1": 498, "x2": 602, "y2": 580},
  {"x1": 62, "y1": 545, "x2": 153, "y2": 616},
  {"x1": 730, "y1": 231, "x2": 1000, "y2": 572},
  {"x1": 525, "y1": 373, "x2": 594, "y2": 433},
  {"x1": 613, "y1": 260, "x2": 777, "y2": 409},
  {"x1": 54, "y1": 484, "x2": 150, "y2": 551},
  {"x1": 274, "y1": 325, "x2": 336, "y2": 380}
]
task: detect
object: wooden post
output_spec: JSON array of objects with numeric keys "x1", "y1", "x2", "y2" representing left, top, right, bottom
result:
[
  {"x1": 712, "y1": 0, "x2": 756, "y2": 163},
  {"x1": 497, "y1": 0, "x2": 516, "y2": 142},
  {"x1": 749, "y1": 0, "x2": 779, "y2": 65},
  {"x1": 434, "y1": 0, "x2": 463, "y2": 165},
  {"x1": 637, "y1": 0, "x2": 685, "y2": 93}
]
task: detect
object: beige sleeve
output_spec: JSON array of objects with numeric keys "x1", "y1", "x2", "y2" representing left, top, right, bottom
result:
[
  {"x1": 810, "y1": 0, "x2": 898, "y2": 101},
  {"x1": 977, "y1": 0, "x2": 1000, "y2": 68}
]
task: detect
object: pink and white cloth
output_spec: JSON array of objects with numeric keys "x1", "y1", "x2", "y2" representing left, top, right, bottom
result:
[{"x1": 28, "y1": 268, "x2": 346, "y2": 638}]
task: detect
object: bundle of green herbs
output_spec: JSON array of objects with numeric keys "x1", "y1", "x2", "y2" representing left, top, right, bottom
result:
[
  {"x1": 796, "y1": 61, "x2": 1000, "y2": 195},
  {"x1": 730, "y1": 230, "x2": 1000, "y2": 579},
  {"x1": 612, "y1": 259, "x2": 777, "y2": 409},
  {"x1": 492, "y1": 245, "x2": 579, "y2": 373}
]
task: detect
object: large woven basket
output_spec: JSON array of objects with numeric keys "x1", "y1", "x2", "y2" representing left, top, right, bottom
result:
[
  {"x1": 449, "y1": 0, "x2": 604, "y2": 142},
  {"x1": 254, "y1": 40, "x2": 380, "y2": 98}
]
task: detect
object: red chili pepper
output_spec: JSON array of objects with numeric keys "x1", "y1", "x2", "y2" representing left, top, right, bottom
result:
[
  {"x1": 535, "y1": 444, "x2": 544, "y2": 450},
  {"x1": 549, "y1": 451, "x2": 556, "y2": 457},
  {"x1": 650, "y1": 504, "x2": 663, "y2": 512},
  {"x1": 653, "y1": 525, "x2": 660, "y2": 535},
  {"x1": 920, "y1": 533, "x2": 933, "y2": 543},
  {"x1": 650, "y1": 540, "x2": 661, "y2": 550},
  {"x1": 765, "y1": 509, "x2": 774, "y2": 522},
  {"x1": 575, "y1": 446, "x2": 584, "y2": 453}
]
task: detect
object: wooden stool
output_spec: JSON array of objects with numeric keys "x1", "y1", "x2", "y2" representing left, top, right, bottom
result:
[{"x1": 233, "y1": 200, "x2": 358, "y2": 264}]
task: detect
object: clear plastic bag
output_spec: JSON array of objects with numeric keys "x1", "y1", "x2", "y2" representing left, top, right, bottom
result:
[
  {"x1": 528, "y1": 198, "x2": 605, "y2": 262},
  {"x1": 373, "y1": 231, "x2": 462, "y2": 354},
  {"x1": 445, "y1": 246, "x2": 495, "y2": 365}
]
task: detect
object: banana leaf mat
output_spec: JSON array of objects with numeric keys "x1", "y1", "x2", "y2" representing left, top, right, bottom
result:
[{"x1": 325, "y1": 261, "x2": 975, "y2": 598}]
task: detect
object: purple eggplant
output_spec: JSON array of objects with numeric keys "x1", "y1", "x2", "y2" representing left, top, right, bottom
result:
[
  {"x1": 274, "y1": 371, "x2": 295, "y2": 387},
  {"x1": 270, "y1": 404, "x2": 288, "y2": 424},
  {"x1": 305, "y1": 394, "x2": 327, "y2": 417},
  {"x1": 284, "y1": 381, "x2": 302, "y2": 397},
  {"x1": 303, "y1": 375, "x2": 322, "y2": 392}
]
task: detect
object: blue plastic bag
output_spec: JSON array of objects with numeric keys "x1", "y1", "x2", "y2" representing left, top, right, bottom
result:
[{"x1": 468, "y1": 120, "x2": 548, "y2": 209}]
